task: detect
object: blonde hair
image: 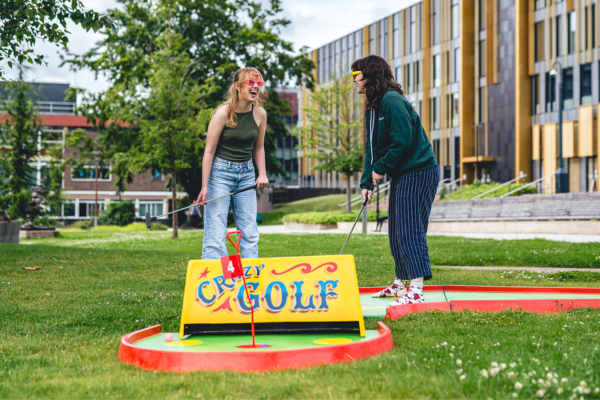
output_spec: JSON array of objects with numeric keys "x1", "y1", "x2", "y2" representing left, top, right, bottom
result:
[{"x1": 211, "y1": 67, "x2": 264, "y2": 128}]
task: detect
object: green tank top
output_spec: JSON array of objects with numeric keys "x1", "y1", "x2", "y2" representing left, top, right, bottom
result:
[{"x1": 214, "y1": 105, "x2": 259, "y2": 163}]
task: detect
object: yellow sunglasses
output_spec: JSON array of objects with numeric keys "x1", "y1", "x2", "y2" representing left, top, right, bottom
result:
[{"x1": 351, "y1": 70, "x2": 362, "y2": 78}]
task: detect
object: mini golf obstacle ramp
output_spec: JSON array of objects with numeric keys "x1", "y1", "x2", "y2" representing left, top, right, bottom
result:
[
  {"x1": 118, "y1": 322, "x2": 393, "y2": 373},
  {"x1": 118, "y1": 254, "x2": 395, "y2": 372},
  {"x1": 358, "y1": 285, "x2": 600, "y2": 320}
]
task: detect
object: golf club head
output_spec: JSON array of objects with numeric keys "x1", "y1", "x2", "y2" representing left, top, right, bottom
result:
[{"x1": 145, "y1": 212, "x2": 152, "y2": 229}]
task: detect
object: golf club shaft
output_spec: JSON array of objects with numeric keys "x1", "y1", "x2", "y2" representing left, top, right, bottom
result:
[
  {"x1": 151, "y1": 184, "x2": 257, "y2": 221},
  {"x1": 339, "y1": 184, "x2": 374, "y2": 255}
]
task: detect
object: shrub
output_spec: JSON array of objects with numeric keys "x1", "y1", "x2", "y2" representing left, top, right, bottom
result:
[
  {"x1": 282, "y1": 210, "x2": 388, "y2": 225},
  {"x1": 98, "y1": 201, "x2": 136, "y2": 226},
  {"x1": 68, "y1": 219, "x2": 94, "y2": 230}
]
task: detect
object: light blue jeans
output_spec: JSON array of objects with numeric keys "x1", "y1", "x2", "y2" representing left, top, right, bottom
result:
[{"x1": 202, "y1": 157, "x2": 259, "y2": 260}]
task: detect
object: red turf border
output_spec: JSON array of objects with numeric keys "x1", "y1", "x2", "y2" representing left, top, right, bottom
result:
[
  {"x1": 359, "y1": 285, "x2": 444, "y2": 294},
  {"x1": 443, "y1": 285, "x2": 600, "y2": 294},
  {"x1": 118, "y1": 322, "x2": 394, "y2": 373}
]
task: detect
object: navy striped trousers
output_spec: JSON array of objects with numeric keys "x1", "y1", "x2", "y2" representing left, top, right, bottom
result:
[{"x1": 388, "y1": 166, "x2": 439, "y2": 281}]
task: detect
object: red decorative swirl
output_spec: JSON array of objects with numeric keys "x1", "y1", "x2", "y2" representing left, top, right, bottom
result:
[
  {"x1": 271, "y1": 262, "x2": 337, "y2": 276},
  {"x1": 212, "y1": 297, "x2": 233, "y2": 313}
]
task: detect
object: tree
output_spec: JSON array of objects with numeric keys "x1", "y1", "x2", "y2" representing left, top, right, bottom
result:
[
  {"x1": 126, "y1": 31, "x2": 205, "y2": 238},
  {"x1": 0, "y1": 0, "x2": 113, "y2": 80},
  {"x1": 294, "y1": 73, "x2": 364, "y2": 212},
  {"x1": 0, "y1": 69, "x2": 39, "y2": 219},
  {"x1": 62, "y1": 0, "x2": 314, "y2": 196}
]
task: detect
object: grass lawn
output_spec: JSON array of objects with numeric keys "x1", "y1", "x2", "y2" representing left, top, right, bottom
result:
[{"x1": 2, "y1": 231, "x2": 600, "y2": 398}]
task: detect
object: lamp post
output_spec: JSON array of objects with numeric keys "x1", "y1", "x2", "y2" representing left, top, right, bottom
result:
[{"x1": 550, "y1": 61, "x2": 569, "y2": 193}]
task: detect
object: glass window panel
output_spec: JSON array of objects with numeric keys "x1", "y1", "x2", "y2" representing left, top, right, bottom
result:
[
  {"x1": 581, "y1": 63, "x2": 593, "y2": 105},
  {"x1": 433, "y1": 54, "x2": 441, "y2": 87},
  {"x1": 568, "y1": 12, "x2": 576, "y2": 54},
  {"x1": 545, "y1": 72, "x2": 556, "y2": 112},
  {"x1": 451, "y1": 4, "x2": 459, "y2": 39},
  {"x1": 63, "y1": 202, "x2": 75, "y2": 217},
  {"x1": 393, "y1": 13, "x2": 401, "y2": 58},
  {"x1": 454, "y1": 48, "x2": 460, "y2": 83},
  {"x1": 563, "y1": 67, "x2": 574, "y2": 109},
  {"x1": 531, "y1": 75, "x2": 541, "y2": 114}
]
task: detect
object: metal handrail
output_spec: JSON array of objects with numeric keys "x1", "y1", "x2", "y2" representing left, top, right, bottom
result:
[
  {"x1": 471, "y1": 174, "x2": 528, "y2": 199},
  {"x1": 338, "y1": 180, "x2": 391, "y2": 207},
  {"x1": 500, "y1": 174, "x2": 553, "y2": 198},
  {"x1": 438, "y1": 175, "x2": 465, "y2": 193}
]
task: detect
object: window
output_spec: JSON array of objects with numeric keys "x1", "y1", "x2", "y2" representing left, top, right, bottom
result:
[
  {"x1": 431, "y1": 97, "x2": 439, "y2": 130},
  {"x1": 479, "y1": 40, "x2": 486, "y2": 76},
  {"x1": 347, "y1": 34, "x2": 353, "y2": 67},
  {"x1": 410, "y1": 6, "x2": 417, "y2": 53},
  {"x1": 395, "y1": 66, "x2": 402, "y2": 86},
  {"x1": 535, "y1": 0, "x2": 545, "y2": 10},
  {"x1": 433, "y1": 139, "x2": 440, "y2": 163},
  {"x1": 405, "y1": 63, "x2": 411, "y2": 93},
  {"x1": 453, "y1": 47, "x2": 460, "y2": 82},
  {"x1": 593, "y1": 5, "x2": 597, "y2": 49},
  {"x1": 581, "y1": 63, "x2": 593, "y2": 105},
  {"x1": 380, "y1": 18, "x2": 388, "y2": 59},
  {"x1": 587, "y1": 157, "x2": 598, "y2": 192},
  {"x1": 355, "y1": 31, "x2": 362, "y2": 61},
  {"x1": 568, "y1": 12, "x2": 576, "y2": 54},
  {"x1": 545, "y1": 72, "x2": 556, "y2": 113},
  {"x1": 433, "y1": 54, "x2": 441, "y2": 87},
  {"x1": 393, "y1": 13, "x2": 401, "y2": 58},
  {"x1": 531, "y1": 75, "x2": 541, "y2": 114},
  {"x1": 415, "y1": 61, "x2": 420, "y2": 91},
  {"x1": 555, "y1": 16, "x2": 562, "y2": 57},
  {"x1": 535, "y1": 22, "x2": 545, "y2": 62},
  {"x1": 431, "y1": 0, "x2": 440, "y2": 46},
  {"x1": 71, "y1": 163, "x2": 110, "y2": 181},
  {"x1": 451, "y1": 93, "x2": 459, "y2": 127},
  {"x1": 139, "y1": 202, "x2": 164, "y2": 218},
  {"x1": 451, "y1": 0, "x2": 459, "y2": 39},
  {"x1": 63, "y1": 202, "x2": 75, "y2": 217},
  {"x1": 369, "y1": 24, "x2": 376, "y2": 54},
  {"x1": 562, "y1": 67, "x2": 574, "y2": 109},
  {"x1": 79, "y1": 200, "x2": 106, "y2": 218},
  {"x1": 152, "y1": 170, "x2": 163, "y2": 181},
  {"x1": 478, "y1": 87, "x2": 485, "y2": 123}
]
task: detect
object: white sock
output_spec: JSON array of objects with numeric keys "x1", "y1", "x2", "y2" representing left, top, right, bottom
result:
[
  {"x1": 410, "y1": 282, "x2": 424, "y2": 293},
  {"x1": 394, "y1": 278, "x2": 405, "y2": 287}
]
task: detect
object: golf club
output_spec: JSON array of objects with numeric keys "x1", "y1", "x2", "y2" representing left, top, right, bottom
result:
[
  {"x1": 339, "y1": 183, "x2": 375, "y2": 255},
  {"x1": 145, "y1": 184, "x2": 257, "y2": 228}
]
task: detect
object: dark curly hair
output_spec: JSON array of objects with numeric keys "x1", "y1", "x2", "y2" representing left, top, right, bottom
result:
[{"x1": 351, "y1": 55, "x2": 403, "y2": 109}]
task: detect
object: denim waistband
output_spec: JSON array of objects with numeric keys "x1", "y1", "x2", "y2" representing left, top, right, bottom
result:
[{"x1": 213, "y1": 156, "x2": 253, "y2": 169}]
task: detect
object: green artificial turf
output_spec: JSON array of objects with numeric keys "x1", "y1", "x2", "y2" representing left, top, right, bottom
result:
[{"x1": 2, "y1": 231, "x2": 600, "y2": 398}]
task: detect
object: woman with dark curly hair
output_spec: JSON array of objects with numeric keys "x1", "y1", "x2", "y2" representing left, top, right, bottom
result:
[{"x1": 352, "y1": 55, "x2": 438, "y2": 306}]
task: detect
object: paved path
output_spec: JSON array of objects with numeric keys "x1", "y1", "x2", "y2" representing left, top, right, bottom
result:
[
  {"x1": 257, "y1": 225, "x2": 600, "y2": 243},
  {"x1": 434, "y1": 266, "x2": 600, "y2": 274}
]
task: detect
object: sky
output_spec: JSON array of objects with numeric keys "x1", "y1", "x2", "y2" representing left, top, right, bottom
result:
[{"x1": 1, "y1": 0, "x2": 419, "y2": 95}]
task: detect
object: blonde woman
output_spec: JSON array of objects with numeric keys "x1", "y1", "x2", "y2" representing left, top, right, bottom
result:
[{"x1": 197, "y1": 68, "x2": 269, "y2": 259}]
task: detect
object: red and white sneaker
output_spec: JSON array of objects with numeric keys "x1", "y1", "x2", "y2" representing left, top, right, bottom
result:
[
  {"x1": 388, "y1": 291, "x2": 424, "y2": 306},
  {"x1": 372, "y1": 281, "x2": 407, "y2": 298}
]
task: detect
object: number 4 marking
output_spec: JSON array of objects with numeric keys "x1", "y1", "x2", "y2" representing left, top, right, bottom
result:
[{"x1": 227, "y1": 261, "x2": 235, "y2": 273}]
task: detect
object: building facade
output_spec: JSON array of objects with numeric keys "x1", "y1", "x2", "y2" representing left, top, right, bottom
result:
[
  {"x1": 1, "y1": 83, "x2": 182, "y2": 222},
  {"x1": 302, "y1": 0, "x2": 600, "y2": 193}
]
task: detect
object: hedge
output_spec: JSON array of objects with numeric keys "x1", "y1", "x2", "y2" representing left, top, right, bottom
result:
[{"x1": 282, "y1": 210, "x2": 388, "y2": 225}]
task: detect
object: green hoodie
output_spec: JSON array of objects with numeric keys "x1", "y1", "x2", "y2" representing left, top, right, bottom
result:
[{"x1": 360, "y1": 88, "x2": 437, "y2": 189}]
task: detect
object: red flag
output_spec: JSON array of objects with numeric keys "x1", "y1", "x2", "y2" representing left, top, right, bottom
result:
[{"x1": 221, "y1": 254, "x2": 243, "y2": 279}]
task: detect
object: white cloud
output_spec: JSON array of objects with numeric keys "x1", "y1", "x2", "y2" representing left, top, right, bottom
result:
[{"x1": 1, "y1": 0, "x2": 418, "y2": 94}]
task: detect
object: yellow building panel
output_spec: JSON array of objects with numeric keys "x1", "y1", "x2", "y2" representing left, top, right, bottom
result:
[
  {"x1": 532, "y1": 125, "x2": 541, "y2": 160},
  {"x1": 515, "y1": 0, "x2": 532, "y2": 181},
  {"x1": 460, "y1": 0, "x2": 476, "y2": 183},
  {"x1": 528, "y1": 1, "x2": 535, "y2": 75},
  {"x1": 542, "y1": 123, "x2": 557, "y2": 193},
  {"x1": 579, "y1": 104, "x2": 596, "y2": 156},
  {"x1": 363, "y1": 26, "x2": 369, "y2": 56},
  {"x1": 562, "y1": 120, "x2": 577, "y2": 158},
  {"x1": 570, "y1": 158, "x2": 581, "y2": 193}
]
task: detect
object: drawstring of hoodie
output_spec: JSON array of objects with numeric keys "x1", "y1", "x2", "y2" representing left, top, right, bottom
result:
[{"x1": 369, "y1": 109, "x2": 375, "y2": 165}]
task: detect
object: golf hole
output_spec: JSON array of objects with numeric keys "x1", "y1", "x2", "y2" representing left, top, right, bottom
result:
[
  {"x1": 313, "y1": 338, "x2": 353, "y2": 345},
  {"x1": 237, "y1": 344, "x2": 272, "y2": 349}
]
